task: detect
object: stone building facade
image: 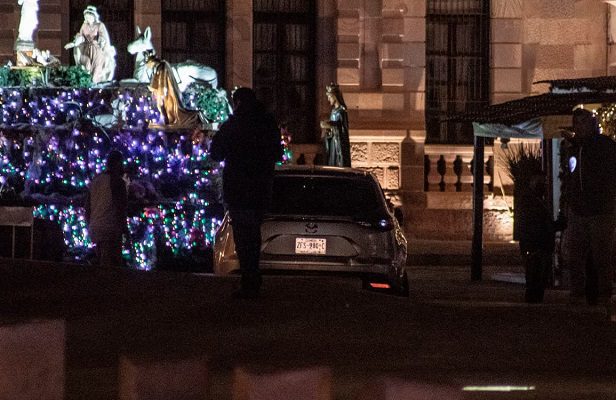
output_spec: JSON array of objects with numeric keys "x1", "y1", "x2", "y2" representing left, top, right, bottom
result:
[{"x1": 0, "y1": 0, "x2": 611, "y2": 240}]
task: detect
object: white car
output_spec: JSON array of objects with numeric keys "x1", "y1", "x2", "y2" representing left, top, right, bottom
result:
[{"x1": 213, "y1": 166, "x2": 409, "y2": 296}]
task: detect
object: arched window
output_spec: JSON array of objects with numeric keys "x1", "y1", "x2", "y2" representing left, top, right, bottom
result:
[
  {"x1": 162, "y1": 0, "x2": 226, "y2": 87},
  {"x1": 253, "y1": 0, "x2": 316, "y2": 143},
  {"x1": 426, "y1": 0, "x2": 490, "y2": 144},
  {"x1": 69, "y1": 0, "x2": 134, "y2": 80}
]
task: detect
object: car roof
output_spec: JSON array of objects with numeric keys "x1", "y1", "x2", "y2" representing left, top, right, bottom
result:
[{"x1": 274, "y1": 165, "x2": 374, "y2": 179}]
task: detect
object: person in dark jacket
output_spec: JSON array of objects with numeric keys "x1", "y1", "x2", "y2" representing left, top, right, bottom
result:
[
  {"x1": 562, "y1": 108, "x2": 616, "y2": 305},
  {"x1": 518, "y1": 174, "x2": 559, "y2": 303},
  {"x1": 210, "y1": 87, "x2": 282, "y2": 298},
  {"x1": 85, "y1": 150, "x2": 128, "y2": 267}
]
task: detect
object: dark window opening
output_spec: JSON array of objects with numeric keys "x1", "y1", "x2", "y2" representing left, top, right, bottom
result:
[
  {"x1": 425, "y1": 0, "x2": 490, "y2": 144},
  {"x1": 254, "y1": 1, "x2": 316, "y2": 143},
  {"x1": 162, "y1": 0, "x2": 226, "y2": 88}
]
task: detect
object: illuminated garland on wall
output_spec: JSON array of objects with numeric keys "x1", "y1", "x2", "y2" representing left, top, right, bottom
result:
[
  {"x1": 595, "y1": 103, "x2": 616, "y2": 141},
  {"x1": 1, "y1": 86, "x2": 292, "y2": 269}
]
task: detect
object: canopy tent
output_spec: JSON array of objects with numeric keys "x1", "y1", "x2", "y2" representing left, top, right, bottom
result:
[
  {"x1": 447, "y1": 76, "x2": 616, "y2": 280},
  {"x1": 472, "y1": 118, "x2": 543, "y2": 139}
]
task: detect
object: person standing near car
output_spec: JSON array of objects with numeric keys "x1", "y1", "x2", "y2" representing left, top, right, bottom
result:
[
  {"x1": 210, "y1": 87, "x2": 282, "y2": 298},
  {"x1": 85, "y1": 150, "x2": 128, "y2": 268},
  {"x1": 562, "y1": 108, "x2": 616, "y2": 306}
]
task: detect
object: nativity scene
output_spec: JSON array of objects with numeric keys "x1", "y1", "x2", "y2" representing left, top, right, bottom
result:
[{"x1": 0, "y1": 5, "x2": 288, "y2": 269}]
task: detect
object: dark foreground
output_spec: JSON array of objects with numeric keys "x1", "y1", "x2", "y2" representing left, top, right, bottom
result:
[{"x1": 1, "y1": 259, "x2": 615, "y2": 399}]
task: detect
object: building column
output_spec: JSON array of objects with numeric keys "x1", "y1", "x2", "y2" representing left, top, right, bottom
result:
[
  {"x1": 316, "y1": 0, "x2": 337, "y2": 117},
  {"x1": 360, "y1": 0, "x2": 382, "y2": 89},
  {"x1": 227, "y1": 0, "x2": 253, "y2": 89}
]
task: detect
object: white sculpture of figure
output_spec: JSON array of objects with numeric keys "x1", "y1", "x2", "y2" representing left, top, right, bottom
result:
[
  {"x1": 16, "y1": 0, "x2": 39, "y2": 50},
  {"x1": 64, "y1": 5, "x2": 116, "y2": 83},
  {"x1": 127, "y1": 26, "x2": 218, "y2": 92}
]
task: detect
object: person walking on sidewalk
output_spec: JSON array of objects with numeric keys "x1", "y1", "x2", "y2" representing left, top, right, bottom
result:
[
  {"x1": 210, "y1": 87, "x2": 282, "y2": 298},
  {"x1": 562, "y1": 108, "x2": 616, "y2": 305},
  {"x1": 85, "y1": 150, "x2": 128, "y2": 268}
]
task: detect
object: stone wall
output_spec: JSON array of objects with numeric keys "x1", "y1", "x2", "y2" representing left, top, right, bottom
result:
[
  {"x1": 0, "y1": 0, "x2": 612, "y2": 242},
  {"x1": 491, "y1": 0, "x2": 608, "y2": 104},
  {"x1": 350, "y1": 131, "x2": 406, "y2": 191},
  {"x1": 334, "y1": 0, "x2": 426, "y2": 198}
]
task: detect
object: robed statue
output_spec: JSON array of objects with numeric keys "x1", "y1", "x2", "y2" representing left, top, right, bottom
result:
[
  {"x1": 15, "y1": 0, "x2": 38, "y2": 51},
  {"x1": 64, "y1": 5, "x2": 116, "y2": 83},
  {"x1": 320, "y1": 82, "x2": 351, "y2": 167}
]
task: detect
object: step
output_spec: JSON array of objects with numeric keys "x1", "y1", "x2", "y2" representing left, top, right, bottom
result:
[{"x1": 407, "y1": 240, "x2": 522, "y2": 266}]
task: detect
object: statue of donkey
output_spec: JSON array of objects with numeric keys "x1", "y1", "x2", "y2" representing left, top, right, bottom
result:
[{"x1": 127, "y1": 26, "x2": 218, "y2": 93}]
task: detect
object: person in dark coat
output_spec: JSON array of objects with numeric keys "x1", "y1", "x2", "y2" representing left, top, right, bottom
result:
[
  {"x1": 518, "y1": 174, "x2": 559, "y2": 303},
  {"x1": 210, "y1": 87, "x2": 283, "y2": 298},
  {"x1": 562, "y1": 108, "x2": 616, "y2": 305},
  {"x1": 85, "y1": 150, "x2": 128, "y2": 267}
]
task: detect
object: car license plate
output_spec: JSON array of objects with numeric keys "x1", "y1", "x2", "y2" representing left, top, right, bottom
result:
[{"x1": 295, "y1": 238, "x2": 326, "y2": 255}]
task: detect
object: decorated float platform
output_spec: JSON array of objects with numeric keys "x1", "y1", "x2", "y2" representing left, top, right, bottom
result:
[{"x1": 0, "y1": 66, "x2": 291, "y2": 270}]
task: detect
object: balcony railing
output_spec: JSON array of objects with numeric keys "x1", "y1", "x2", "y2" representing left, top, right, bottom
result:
[{"x1": 424, "y1": 145, "x2": 494, "y2": 193}]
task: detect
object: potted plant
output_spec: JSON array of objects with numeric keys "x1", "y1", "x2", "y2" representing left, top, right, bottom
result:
[
  {"x1": 502, "y1": 143, "x2": 543, "y2": 241},
  {"x1": 503, "y1": 143, "x2": 554, "y2": 302}
]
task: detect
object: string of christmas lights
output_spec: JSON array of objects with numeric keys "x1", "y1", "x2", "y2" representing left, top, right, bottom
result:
[{"x1": 1, "y1": 86, "x2": 292, "y2": 269}]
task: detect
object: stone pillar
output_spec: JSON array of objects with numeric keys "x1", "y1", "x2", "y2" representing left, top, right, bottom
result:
[
  {"x1": 400, "y1": 130, "x2": 426, "y2": 192},
  {"x1": 316, "y1": 0, "x2": 338, "y2": 119},
  {"x1": 60, "y1": 0, "x2": 70, "y2": 64},
  {"x1": 0, "y1": 3, "x2": 18, "y2": 63},
  {"x1": 134, "y1": 0, "x2": 162, "y2": 52},
  {"x1": 359, "y1": 0, "x2": 382, "y2": 89},
  {"x1": 0, "y1": 319, "x2": 65, "y2": 400},
  {"x1": 394, "y1": 0, "x2": 427, "y2": 205},
  {"x1": 604, "y1": 3, "x2": 616, "y2": 74},
  {"x1": 233, "y1": 367, "x2": 332, "y2": 400},
  {"x1": 227, "y1": 0, "x2": 253, "y2": 89},
  {"x1": 37, "y1": 1, "x2": 63, "y2": 59},
  {"x1": 358, "y1": 378, "x2": 461, "y2": 400},
  {"x1": 119, "y1": 355, "x2": 208, "y2": 400}
]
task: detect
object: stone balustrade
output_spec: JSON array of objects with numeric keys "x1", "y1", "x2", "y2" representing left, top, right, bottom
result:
[{"x1": 424, "y1": 145, "x2": 495, "y2": 193}]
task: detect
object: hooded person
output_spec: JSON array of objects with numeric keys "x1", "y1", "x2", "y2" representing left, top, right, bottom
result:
[{"x1": 210, "y1": 87, "x2": 283, "y2": 298}]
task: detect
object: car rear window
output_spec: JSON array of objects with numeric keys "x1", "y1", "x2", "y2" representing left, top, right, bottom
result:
[{"x1": 269, "y1": 175, "x2": 388, "y2": 219}]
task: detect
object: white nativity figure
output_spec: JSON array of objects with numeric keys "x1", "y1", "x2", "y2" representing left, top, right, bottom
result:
[
  {"x1": 64, "y1": 5, "x2": 116, "y2": 83},
  {"x1": 16, "y1": 0, "x2": 39, "y2": 49}
]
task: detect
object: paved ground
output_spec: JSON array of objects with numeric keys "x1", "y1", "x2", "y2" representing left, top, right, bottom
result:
[{"x1": 1, "y1": 257, "x2": 615, "y2": 400}]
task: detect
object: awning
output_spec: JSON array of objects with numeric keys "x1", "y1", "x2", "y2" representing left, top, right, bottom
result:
[
  {"x1": 466, "y1": 75, "x2": 616, "y2": 280},
  {"x1": 472, "y1": 118, "x2": 542, "y2": 139},
  {"x1": 472, "y1": 115, "x2": 573, "y2": 139}
]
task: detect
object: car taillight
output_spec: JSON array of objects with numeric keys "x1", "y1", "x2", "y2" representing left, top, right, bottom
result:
[{"x1": 369, "y1": 282, "x2": 391, "y2": 289}]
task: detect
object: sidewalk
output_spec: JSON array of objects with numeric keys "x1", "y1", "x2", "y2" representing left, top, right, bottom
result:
[
  {"x1": 407, "y1": 239, "x2": 522, "y2": 266},
  {"x1": 1, "y1": 257, "x2": 615, "y2": 400}
]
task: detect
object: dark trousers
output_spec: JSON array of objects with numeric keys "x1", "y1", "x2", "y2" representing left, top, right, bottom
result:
[
  {"x1": 563, "y1": 212, "x2": 616, "y2": 302},
  {"x1": 523, "y1": 249, "x2": 551, "y2": 303},
  {"x1": 229, "y1": 208, "x2": 264, "y2": 292}
]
